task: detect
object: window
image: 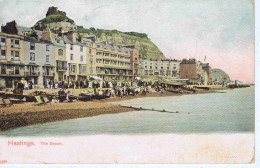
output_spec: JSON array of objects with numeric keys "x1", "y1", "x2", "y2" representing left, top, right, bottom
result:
[
  {"x1": 70, "y1": 54, "x2": 73, "y2": 60},
  {"x1": 80, "y1": 46, "x2": 83, "y2": 52},
  {"x1": 105, "y1": 60, "x2": 110, "y2": 64},
  {"x1": 46, "y1": 45, "x2": 49, "y2": 51},
  {"x1": 46, "y1": 55, "x2": 49, "y2": 62},
  {"x1": 58, "y1": 49, "x2": 63, "y2": 55},
  {"x1": 135, "y1": 58, "x2": 138, "y2": 60},
  {"x1": 80, "y1": 55, "x2": 83, "y2": 62},
  {"x1": 0, "y1": 38, "x2": 5, "y2": 46},
  {"x1": 14, "y1": 51, "x2": 19, "y2": 60},
  {"x1": 15, "y1": 66, "x2": 19, "y2": 75},
  {"x1": 11, "y1": 51, "x2": 14, "y2": 60},
  {"x1": 145, "y1": 66, "x2": 147, "y2": 68},
  {"x1": 30, "y1": 42, "x2": 35, "y2": 50},
  {"x1": 70, "y1": 44, "x2": 73, "y2": 50},
  {"x1": 1, "y1": 50, "x2": 6, "y2": 59},
  {"x1": 120, "y1": 62, "x2": 124, "y2": 66},
  {"x1": 11, "y1": 40, "x2": 14, "y2": 47},
  {"x1": 97, "y1": 45, "x2": 100, "y2": 48},
  {"x1": 112, "y1": 61, "x2": 117, "y2": 65},
  {"x1": 96, "y1": 51, "x2": 102, "y2": 55},
  {"x1": 15, "y1": 40, "x2": 19, "y2": 48},
  {"x1": 96, "y1": 59, "x2": 102, "y2": 63},
  {"x1": 1, "y1": 65, "x2": 6, "y2": 74},
  {"x1": 161, "y1": 67, "x2": 163, "y2": 69},
  {"x1": 30, "y1": 53, "x2": 35, "y2": 61},
  {"x1": 155, "y1": 66, "x2": 157, "y2": 69},
  {"x1": 89, "y1": 49, "x2": 92, "y2": 54},
  {"x1": 70, "y1": 64, "x2": 76, "y2": 73},
  {"x1": 150, "y1": 66, "x2": 152, "y2": 69}
]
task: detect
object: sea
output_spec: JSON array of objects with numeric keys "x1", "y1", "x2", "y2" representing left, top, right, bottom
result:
[{"x1": 0, "y1": 86, "x2": 254, "y2": 137}]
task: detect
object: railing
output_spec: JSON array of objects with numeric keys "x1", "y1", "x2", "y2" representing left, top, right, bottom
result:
[
  {"x1": 57, "y1": 66, "x2": 67, "y2": 70},
  {"x1": 42, "y1": 72, "x2": 55, "y2": 76},
  {"x1": 24, "y1": 71, "x2": 40, "y2": 76}
]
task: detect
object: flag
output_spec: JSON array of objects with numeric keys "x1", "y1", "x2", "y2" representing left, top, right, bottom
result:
[{"x1": 204, "y1": 56, "x2": 206, "y2": 61}]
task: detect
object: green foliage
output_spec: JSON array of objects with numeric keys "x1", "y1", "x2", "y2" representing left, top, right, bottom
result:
[
  {"x1": 41, "y1": 14, "x2": 74, "y2": 24},
  {"x1": 76, "y1": 27, "x2": 165, "y2": 60}
]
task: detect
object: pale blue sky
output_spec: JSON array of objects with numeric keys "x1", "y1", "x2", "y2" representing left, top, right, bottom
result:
[{"x1": 0, "y1": 0, "x2": 255, "y2": 82}]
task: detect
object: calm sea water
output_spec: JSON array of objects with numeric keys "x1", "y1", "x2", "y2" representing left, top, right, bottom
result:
[{"x1": 0, "y1": 87, "x2": 254, "y2": 137}]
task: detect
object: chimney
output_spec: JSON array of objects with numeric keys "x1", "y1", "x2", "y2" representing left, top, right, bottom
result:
[
  {"x1": 42, "y1": 29, "x2": 52, "y2": 41},
  {"x1": 67, "y1": 31, "x2": 76, "y2": 42}
]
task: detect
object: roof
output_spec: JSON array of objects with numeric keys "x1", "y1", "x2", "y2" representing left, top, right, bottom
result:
[
  {"x1": 17, "y1": 26, "x2": 32, "y2": 35},
  {"x1": 63, "y1": 36, "x2": 84, "y2": 46}
]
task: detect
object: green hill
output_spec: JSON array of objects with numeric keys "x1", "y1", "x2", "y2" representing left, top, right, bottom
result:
[{"x1": 77, "y1": 27, "x2": 165, "y2": 60}]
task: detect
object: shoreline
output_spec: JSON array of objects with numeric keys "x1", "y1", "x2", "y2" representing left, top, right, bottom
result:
[
  {"x1": 0, "y1": 87, "x2": 230, "y2": 132},
  {"x1": 0, "y1": 102, "x2": 132, "y2": 132}
]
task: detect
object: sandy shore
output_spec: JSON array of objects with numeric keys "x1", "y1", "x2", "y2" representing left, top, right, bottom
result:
[
  {"x1": 0, "y1": 133, "x2": 254, "y2": 163},
  {"x1": 0, "y1": 102, "x2": 132, "y2": 131}
]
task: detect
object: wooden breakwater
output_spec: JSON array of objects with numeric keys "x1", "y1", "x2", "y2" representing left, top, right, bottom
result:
[{"x1": 118, "y1": 105, "x2": 191, "y2": 114}]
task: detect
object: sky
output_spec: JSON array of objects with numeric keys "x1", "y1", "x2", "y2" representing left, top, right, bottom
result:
[{"x1": 0, "y1": 0, "x2": 255, "y2": 83}]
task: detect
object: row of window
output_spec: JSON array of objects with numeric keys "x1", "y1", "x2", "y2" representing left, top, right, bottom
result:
[
  {"x1": 70, "y1": 54, "x2": 84, "y2": 61},
  {"x1": 1, "y1": 50, "x2": 20, "y2": 60},
  {"x1": 69, "y1": 64, "x2": 86, "y2": 73},
  {"x1": 0, "y1": 38, "x2": 20, "y2": 48},
  {"x1": 30, "y1": 42, "x2": 51, "y2": 51},
  {"x1": 70, "y1": 44, "x2": 84, "y2": 52},
  {"x1": 144, "y1": 66, "x2": 177, "y2": 70},
  {"x1": 144, "y1": 62, "x2": 178, "y2": 66},
  {"x1": 30, "y1": 52, "x2": 50, "y2": 62}
]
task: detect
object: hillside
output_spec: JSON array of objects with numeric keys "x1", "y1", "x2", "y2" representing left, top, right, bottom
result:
[
  {"x1": 211, "y1": 68, "x2": 230, "y2": 83},
  {"x1": 77, "y1": 27, "x2": 165, "y2": 60},
  {"x1": 33, "y1": 7, "x2": 166, "y2": 60}
]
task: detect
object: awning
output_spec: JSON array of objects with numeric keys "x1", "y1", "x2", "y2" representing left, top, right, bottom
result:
[
  {"x1": 0, "y1": 61, "x2": 25, "y2": 66},
  {"x1": 42, "y1": 64, "x2": 54, "y2": 67},
  {"x1": 90, "y1": 76, "x2": 103, "y2": 81},
  {"x1": 104, "y1": 65, "x2": 130, "y2": 70},
  {"x1": 27, "y1": 62, "x2": 40, "y2": 67}
]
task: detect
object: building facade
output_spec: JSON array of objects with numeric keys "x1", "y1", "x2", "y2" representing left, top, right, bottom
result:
[
  {"x1": 84, "y1": 37, "x2": 133, "y2": 81},
  {"x1": 63, "y1": 32, "x2": 87, "y2": 81},
  {"x1": 141, "y1": 59, "x2": 180, "y2": 79},
  {"x1": 23, "y1": 37, "x2": 55, "y2": 87},
  {"x1": 180, "y1": 59, "x2": 209, "y2": 84},
  {"x1": 0, "y1": 31, "x2": 25, "y2": 88}
]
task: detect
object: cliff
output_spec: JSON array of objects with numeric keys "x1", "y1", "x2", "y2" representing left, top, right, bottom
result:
[{"x1": 77, "y1": 27, "x2": 165, "y2": 60}]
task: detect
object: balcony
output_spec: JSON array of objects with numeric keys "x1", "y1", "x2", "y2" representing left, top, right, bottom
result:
[
  {"x1": 24, "y1": 71, "x2": 40, "y2": 76},
  {"x1": 57, "y1": 66, "x2": 67, "y2": 71},
  {"x1": 43, "y1": 72, "x2": 55, "y2": 77},
  {"x1": 0, "y1": 70, "x2": 24, "y2": 77}
]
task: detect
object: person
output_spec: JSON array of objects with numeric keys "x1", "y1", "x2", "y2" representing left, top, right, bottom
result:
[
  {"x1": 24, "y1": 81, "x2": 29, "y2": 90},
  {"x1": 48, "y1": 80, "x2": 52, "y2": 89}
]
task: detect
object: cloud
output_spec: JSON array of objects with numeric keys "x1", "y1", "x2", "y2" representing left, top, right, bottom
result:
[{"x1": 0, "y1": 0, "x2": 254, "y2": 82}]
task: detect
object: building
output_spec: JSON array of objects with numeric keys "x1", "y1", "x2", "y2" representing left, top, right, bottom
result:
[
  {"x1": 122, "y1": 44, "x2": 140, "y2": 80},
  {"x1": 180, "y1": 59, "x2": 209, "y2": 84},
  {"x1": 23, "y1": 35, "x2": 55, "y2": 87},
  {"x1": 202, "y1": 63, "x2": 212, "y2": 84},
  {"x1": 0, "y1": 21, "x2": 25, "y2": 88},
  {"x1": 63, "y1": 32, "x2": 87, "y2": 81},
  {"x1": 140, "y1": 59, "x2": 180, "y2": 79},
  {"x1": 0, "y1": 32, "x2": 25, "y2": 88},
  {"x1": 83, "y1": 37, "x2": 133, "y2": 81}
]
